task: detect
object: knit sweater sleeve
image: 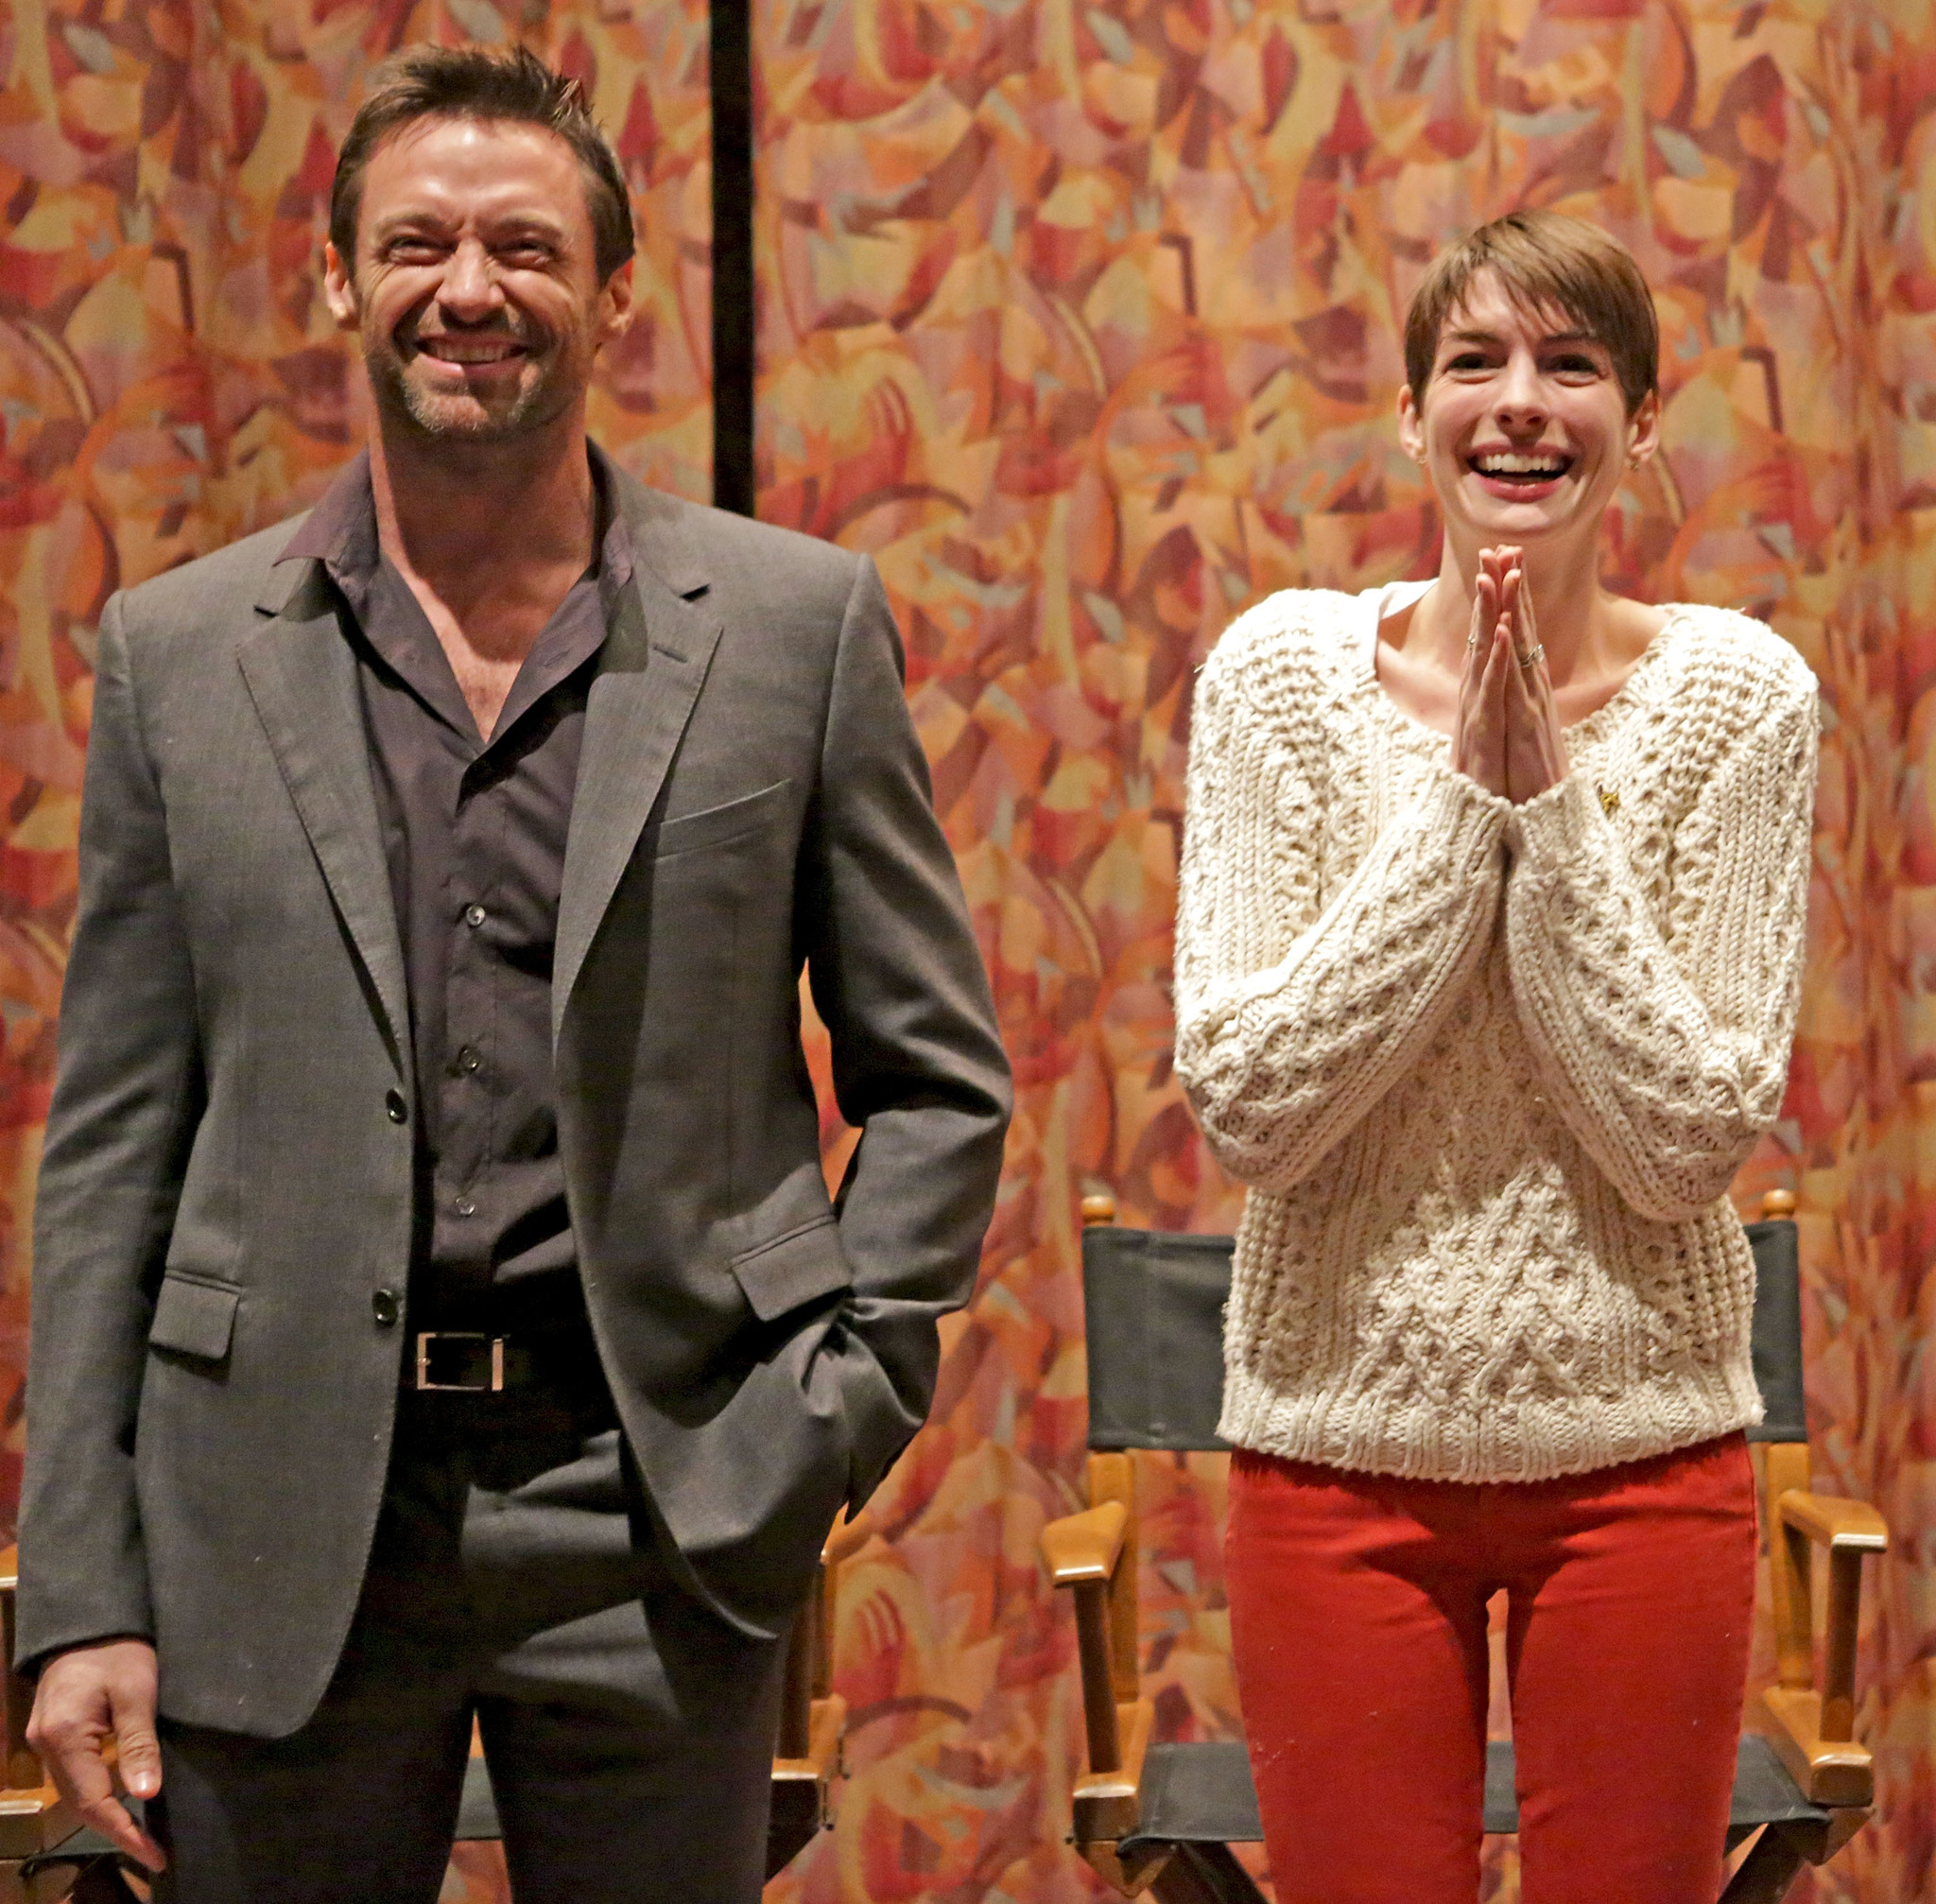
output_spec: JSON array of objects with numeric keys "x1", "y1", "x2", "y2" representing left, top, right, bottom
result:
[
  {"x1": 1174, "y1": 618, "x2": 1512, "y2": 1195},
  {"x1": 1503, "y1": 672, "x2": 1817, "y2": 1223}
]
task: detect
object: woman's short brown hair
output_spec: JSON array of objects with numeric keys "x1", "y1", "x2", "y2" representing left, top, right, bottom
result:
[
  {"x1": 1404, "y1": 212, "x2": 1659, "y2": 416},
  {"x1": 329, "y1": 45, "x2": 635, "y2": 286}
]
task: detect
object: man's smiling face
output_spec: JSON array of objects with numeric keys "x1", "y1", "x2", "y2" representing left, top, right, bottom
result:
[{"x1": 324, "y1": 114, "x2": 632, "y2": 444}]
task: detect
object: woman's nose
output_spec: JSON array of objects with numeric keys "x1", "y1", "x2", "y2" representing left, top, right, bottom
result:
[{"x1": 1493, "y1": 352, "x2": 1547, "y2": 425}]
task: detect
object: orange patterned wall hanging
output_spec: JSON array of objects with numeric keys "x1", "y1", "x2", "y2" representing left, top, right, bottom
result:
[{"x1": 3, "y1": 0, "x2": 1932, "y2": 1896}]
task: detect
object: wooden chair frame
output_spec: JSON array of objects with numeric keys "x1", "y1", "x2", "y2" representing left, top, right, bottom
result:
[
  {"x1": 1045, "y1": 1189, "x2": 1891, "y2": 1904},
  {"x1": 765, "y1": 1509, "x2": 870, "y2": 1873}
]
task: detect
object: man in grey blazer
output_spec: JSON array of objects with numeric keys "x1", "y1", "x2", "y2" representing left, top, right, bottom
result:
[{"x1": 16, "y1": 43, "x2": 1011, "y2": 1904}]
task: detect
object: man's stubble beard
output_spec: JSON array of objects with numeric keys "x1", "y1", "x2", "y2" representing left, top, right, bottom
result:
[
  {"x1": 362, "y1": 333, "x2": 571, "y2": 445},
  {"x1": 355, "y1": 285, "x2": 603, "y2": 446}
]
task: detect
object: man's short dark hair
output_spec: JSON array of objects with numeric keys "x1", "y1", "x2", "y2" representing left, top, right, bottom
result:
[
  {"x1": 1404, "y1": 211, "x2": 1659, "y2": 417},
  {"x1": 330, "y1": 44, "x2": 635, "y2": 285}
]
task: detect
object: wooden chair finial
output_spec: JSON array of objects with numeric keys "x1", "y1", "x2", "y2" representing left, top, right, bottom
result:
[
  {"x1": 1080, "y1": 1191, "x2": 1117, "y2": 1227},
  {"x1": 1762, "y1": 1187, "x2": 1798, "y2": 1220}
]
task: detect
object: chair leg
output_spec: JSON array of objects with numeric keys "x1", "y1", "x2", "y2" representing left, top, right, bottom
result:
[
  {"x1": 1719, "y1": 1826, "x2": 1807, "y2": 1904},
  {"x1": 1150, "y1": 1843, "x2": 1270, "y2": 1904},
  {"x1": 765, "y1": 1778, "x2": 823, "y2": 1880}
]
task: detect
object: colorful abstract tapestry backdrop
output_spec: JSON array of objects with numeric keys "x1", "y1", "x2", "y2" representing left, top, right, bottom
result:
[{"x1": 3, "y1": 0, "x2": 1933, "y2": 1896}]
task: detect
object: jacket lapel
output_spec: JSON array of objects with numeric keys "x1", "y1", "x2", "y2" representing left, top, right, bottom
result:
[
  {"x1": 236, "y1": 561, "x2": 410, "y2": 1067},
  {"x1": 554, "y1": 478, "x2": 722, "y2": 1038}
]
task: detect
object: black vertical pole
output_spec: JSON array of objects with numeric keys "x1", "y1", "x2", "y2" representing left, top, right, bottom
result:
[{"x1": 710, "y1": 0, "x2": 755, "y2": 516}]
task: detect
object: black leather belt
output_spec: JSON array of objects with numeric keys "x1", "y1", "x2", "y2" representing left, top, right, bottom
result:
[{"x1": 411, "y1": 1331, "x2": 536, "y2": 1393}]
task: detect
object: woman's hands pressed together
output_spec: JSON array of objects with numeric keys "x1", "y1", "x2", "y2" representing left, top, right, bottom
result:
[{"x1": 1451, "y1": 546, "x2": 1568, "y2": 804}]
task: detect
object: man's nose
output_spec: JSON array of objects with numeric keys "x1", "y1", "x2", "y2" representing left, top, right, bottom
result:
[{"x1": 436, "y1": 239, "x2": 504, "y2": 320}]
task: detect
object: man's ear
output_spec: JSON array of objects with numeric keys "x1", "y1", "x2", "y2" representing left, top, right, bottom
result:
[
  {"x1": 322, "y1": 242, "x2": 359, "y2": 331},
  {"x1": 597, "y1": 257, "x2": 637, "y2": 347},
  {"x1": 1396, "y1": 383, "x2": 1426, "y2": 463}
]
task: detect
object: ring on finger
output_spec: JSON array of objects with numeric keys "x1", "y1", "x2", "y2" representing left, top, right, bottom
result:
[{"x1": 1517, "y1": 642, "x2": 1545, "y2": 670}]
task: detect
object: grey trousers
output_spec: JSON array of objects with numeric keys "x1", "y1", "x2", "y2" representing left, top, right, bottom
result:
[{"x1": 152, "y1": 1385, "x2": 788, "y2": 1904}]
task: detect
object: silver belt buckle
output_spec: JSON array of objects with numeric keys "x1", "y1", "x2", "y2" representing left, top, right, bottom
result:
[{"x1": 414, "y1": 1332, "x2": 506, "y2": 1393}]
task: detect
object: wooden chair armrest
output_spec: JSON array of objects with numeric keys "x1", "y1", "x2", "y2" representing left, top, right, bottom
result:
[
  {"x1": 0, "y1": 1545, "x2": 73, "y2": 1849},
  {"x1": 804, "y1": 1694, "x2": 844, "y2": 1778},
  {"x1": 0, "y1": 1545, "x2": 41, "y2": 1794},
  {"x1": 1778, "y1": 1491, "x2": 1889, "y2": 1553},
  {"x1": 1072, "y1": 1695, "x2": 1154, "y2": 1847},
  {"x1": 772, "y1": 1694, "x2": 847, "y2": 1783},
  {"x1": 806, "y1": 1510, "x2": 876, "y2": 1708},
  {"x1": 1763, "y1": 1483, "x2": 1888, "y2": 1793},
  {"x1": 821, "y1": 1507, "x2": 876, "y2": 1569},
  {"x1": 1040, "y1": 1501, "x2": 1128, "y2": 1587},
  {"x1": 1044, "y1": 1502, "x2": 1133, "y2": 1779},
  {"x1": 1760, "y1": 1688, "x2": 1876, "y2": 1809}
]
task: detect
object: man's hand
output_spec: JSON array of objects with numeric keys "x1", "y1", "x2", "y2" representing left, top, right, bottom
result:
[{"x1": 26, "y1": 1638, "x2": 166, "y2": 1871}]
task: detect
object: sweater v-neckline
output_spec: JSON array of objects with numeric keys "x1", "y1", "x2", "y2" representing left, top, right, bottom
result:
[{"x1": 1358, "y1": 580, "x2": 1693, "y2": 748}]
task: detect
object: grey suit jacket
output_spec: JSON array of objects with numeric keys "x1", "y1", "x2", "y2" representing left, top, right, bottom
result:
[{"x1": 16, "y1": 466, "x2": 1011, "y2": 1738}]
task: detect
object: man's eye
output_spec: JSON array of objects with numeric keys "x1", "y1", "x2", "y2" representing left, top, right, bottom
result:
[
  {"x1": 499, "y1": 244, "x2": 554, "y2": 266},
  {"x1": 386, "y1": 240, "x2": 444, "y2": 263},
  {"x1": 1444, "y1": 353, "x2": 1491, "y2": 372},
  {"x1": 1548, "y1": 355, "x2": 1602, "y2": 375}
]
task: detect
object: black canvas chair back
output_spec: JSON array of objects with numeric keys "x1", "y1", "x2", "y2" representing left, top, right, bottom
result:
[
  {"x1": 1743, "y1": 1215, "x2": 1806, "y2": 1442},
  {"x1": 1080, "y1": 1217, "x2": 1806, "y2": 1455}
]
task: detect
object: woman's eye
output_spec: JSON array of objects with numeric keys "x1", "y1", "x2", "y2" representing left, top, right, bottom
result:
[{"x1": 1444, "y1": 353, "x2": 1491, "y2": 372}]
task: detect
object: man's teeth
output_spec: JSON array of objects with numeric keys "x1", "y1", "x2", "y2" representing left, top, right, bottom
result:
[
  {"x1": 1475, "y1": 453, "x2": 1567, "y2": 476},
  {"x1": 420, "y1": 340, "x2": 523, "y2": 363}
]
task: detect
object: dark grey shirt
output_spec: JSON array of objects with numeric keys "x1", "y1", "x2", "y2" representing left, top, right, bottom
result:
[{"x1": 278, "y1": 450, "x2": 634, "y2": 1333}]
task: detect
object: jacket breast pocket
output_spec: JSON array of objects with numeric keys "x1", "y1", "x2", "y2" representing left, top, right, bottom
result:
[
  {"x1": 730, "y1": 1217, "x2": 852, "y2": 1323},
  {"x1": 148, "y1": 1273, "x2": 240, "y2": 1362},
  {"x1": 652, "y1": 779, "x2": 790, "y2": 861}
]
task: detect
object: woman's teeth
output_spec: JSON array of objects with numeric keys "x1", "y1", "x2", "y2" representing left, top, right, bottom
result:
[{"x1": 1473, "y1": 452, "x2": 1568, "y2": 478}]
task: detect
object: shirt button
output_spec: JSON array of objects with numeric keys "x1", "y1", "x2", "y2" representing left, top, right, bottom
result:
[
  {"x1": 464, "y1": 904, "x2": 487, "y2": 928},
  {"x1": 372, "y1": 1289, "x2": 400, "y2": 1327},
  {"x1": 457, "y1": 1046, "x2": 481, "y2": 1074},
  {"x1": 385, "y1": 1090, "x2": 407, "y2": 1125},
  {"x1": 454, "y1": 1195, "x2": 476, "y2": 1218}
]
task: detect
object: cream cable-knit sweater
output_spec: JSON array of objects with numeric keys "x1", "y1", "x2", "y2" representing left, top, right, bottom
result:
[{"x1": 1173, "y1": 582, "x2": 1818, "y2": 1482}]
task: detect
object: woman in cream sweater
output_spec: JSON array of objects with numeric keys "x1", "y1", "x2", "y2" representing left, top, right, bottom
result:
[{"x1": 1173, "y1": 211, "x2": 1816, "y2": 1903}]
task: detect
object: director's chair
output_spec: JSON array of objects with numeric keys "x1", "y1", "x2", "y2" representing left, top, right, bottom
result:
[
  {"x1": 1041, "y1": 1189, "x2": 1888, "y2": 1904},
  {"x1": 0, "y1": 1513, "x2": 870, "y2": 1899}
]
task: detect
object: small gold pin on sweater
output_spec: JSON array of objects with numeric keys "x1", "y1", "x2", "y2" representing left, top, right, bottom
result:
[{"x1": 1598, "y1": 784, "x2": 1620, "y2": 816}]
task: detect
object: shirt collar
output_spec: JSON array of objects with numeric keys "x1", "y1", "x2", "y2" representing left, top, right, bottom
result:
[
  {"x1": 277, "y1": 450, "x2": 378, "y2": 588},
  {"x1": 275, "y1": 441, "x2": 637, "y2": 605},
  {"x1": 278, "y1": 441, "x2": 637, "y2": 749}
]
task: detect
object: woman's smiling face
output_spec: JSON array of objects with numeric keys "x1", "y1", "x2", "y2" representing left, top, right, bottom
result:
[{"x1": 1398, "y1": 268, "x2": 1659, "y2": 552}]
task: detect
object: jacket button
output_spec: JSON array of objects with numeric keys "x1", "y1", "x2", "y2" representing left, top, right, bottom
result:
[
  {"x1": 385, "y1": 1090, "x2": 407, "y2": 1125},
  {"x1": 372, "y1": 1289, "x2": 400, "y2": 1327}
]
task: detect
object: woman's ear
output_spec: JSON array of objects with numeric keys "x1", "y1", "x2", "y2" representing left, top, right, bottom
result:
[
  {"x1": 1397, "y1": 384, "x2": 1426, "y2": 463},
  {"x1": 1625, "y1": 388, "x2": 1661, "y2": 469}
]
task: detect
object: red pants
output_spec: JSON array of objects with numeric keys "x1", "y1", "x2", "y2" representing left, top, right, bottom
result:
[{"x1": 1225, "y1": 1435, "x2": 1756, "y2": 1904}]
